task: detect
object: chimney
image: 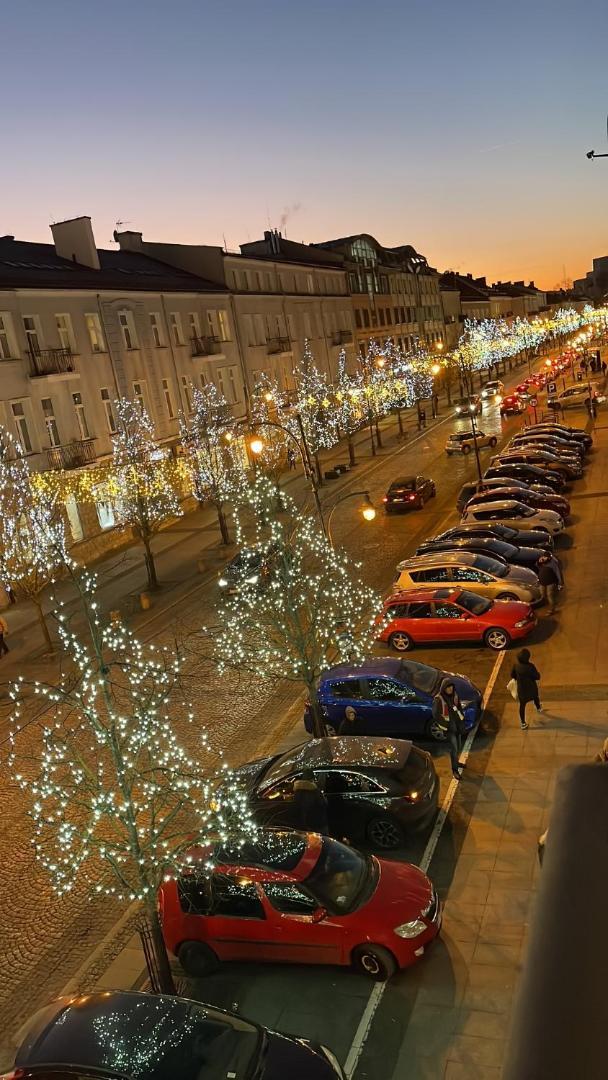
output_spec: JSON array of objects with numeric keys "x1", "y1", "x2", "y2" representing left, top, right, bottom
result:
[
  {"x1": 114, "y1": 230, "x2": 143, "y2": 252},
  {"x1": 50, "y1": 216, "x2": 100, "y2": 270}
]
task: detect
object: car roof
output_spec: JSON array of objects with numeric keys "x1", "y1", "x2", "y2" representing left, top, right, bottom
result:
[
  {"x1": 389, "y1": 476, "x2": 416, "y2": 486},
  {"x1": 386, "y1": 587, "x2": 462, "y2": 604},
  {"x1": 276, "y1": 736, "x2": 412, "y2": 771},
  {"x1": 465, "y1": 499, "x2": 526, "y2": 511},
  {"x1": 320, "y1": 658, "x2": 404, "y2": 680},
  {"x1": 398, "y1": 550, "x2": 478, "y2": 568},
  {"x1": 184, "y1": 830, "x2": 321, "y2": 885}
]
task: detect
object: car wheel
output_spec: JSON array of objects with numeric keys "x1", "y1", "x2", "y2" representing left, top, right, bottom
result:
[
  {"x1": 427, "y1": 717, "x2": 448, "y2": 741},
  {"x1": 389, "y1": 630, "x2": 413, "y2": 652},
  {"x1": 462, "y1": 444, "x2": 471, "y2": 454},
  {"x1": 352, "y1": 943, "x2": 398, "y2": 980},
  {"x1": 366, "y1": 816, "x2": 405, "y2": 851},
  {"x1": 178, "y1": 941, "x2": 220, "y2": 977},
  {"x1": 489, "y1": 437, "x2": 498, "y2": 447},
  {"x1": 497, "y1": 592, "x2": 519, "y2": 601},
  {"x1": 483, "y1": 627, "x2": 511, "y2": 650}
]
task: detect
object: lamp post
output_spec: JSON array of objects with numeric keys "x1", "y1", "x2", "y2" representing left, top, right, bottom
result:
[
  {"x1": 468, "y1": 403, "x2": 483, "y2": 483},
  {"x1": 326, "y1": 490, "x2": 376, "y2": 548}
]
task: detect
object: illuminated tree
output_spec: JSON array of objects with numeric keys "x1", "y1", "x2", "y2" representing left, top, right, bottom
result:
[
  {"x1": 250, "y1": 373, "x2": 291, "y2": 479},
  {"x1": 180, "y1": 383, "x2": 244, "y2": 545},
  {"x1": 208, "y1": 476, "x2": 380, "y2": 737},
  {"x1": 292, "y1": 341, "x2": 339, "y2": 479},
  {"x1": 8, "y1": 567, "x2": 257, "y2": 993},
  {"x1": 334, "y1": 350, "x2": 364, "y2": 465},
  {"x1": 0, "y1": 427, "x2": 68, "y2": 650},
  {"x1": 111, "y1": 399, "x2": 182, "y2": 589}
]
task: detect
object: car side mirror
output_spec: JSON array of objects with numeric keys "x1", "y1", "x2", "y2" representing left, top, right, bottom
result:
[{"x1": 311, "y1": 906, "x2": 327, "y2": 923}]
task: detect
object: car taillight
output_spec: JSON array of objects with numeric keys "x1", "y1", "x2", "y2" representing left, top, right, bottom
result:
[
  {"x1": 382, "y1": 495, "x2": 388, "y2": 502},
  {"x1": 409, "y1": 494, "x2": 416, "y2": 500}
]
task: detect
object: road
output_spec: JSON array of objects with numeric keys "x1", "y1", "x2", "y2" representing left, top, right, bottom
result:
[{"x1": 0, "y1": 351, "x2": 589, "y2": 1064}]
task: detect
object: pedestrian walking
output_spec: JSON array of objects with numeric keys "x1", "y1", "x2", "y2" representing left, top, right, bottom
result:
[
  {"x1": 6, "y1": 585, "x2": 15, "y2": 605},
  {"x1": 286, "y1": 447, "x2": 296, "y2": 471},
  {"x1": 418, "y1": 408, "x2": 426, "y2": 430},
  {"x1": 537, "y1": 553, "x2": 560, "y2": 614},
  {"x1": 432, "y1": 678, "x2": 466, "y2": 780},
  {"x1": 510, "y1": 647, "x2": 543, "y2": 730},
  {"x1": 0, "y1": 613, "x2": 9, "y2": 657},
  {"x1": 292, "y1": 770, "x2": 329, "y2": 834}
]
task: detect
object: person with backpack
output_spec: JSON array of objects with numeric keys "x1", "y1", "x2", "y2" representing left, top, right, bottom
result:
[
  {"x1": 510, "y1": 648, "x2": 542, "y2": 730},
  {"x1": 432, "y1": 678, "x2": 466, "y2": 780}
]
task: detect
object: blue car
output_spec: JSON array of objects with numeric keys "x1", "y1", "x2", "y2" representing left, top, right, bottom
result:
[{"x1": 304, "y1": 658, "x2": 481, "y2": 742}]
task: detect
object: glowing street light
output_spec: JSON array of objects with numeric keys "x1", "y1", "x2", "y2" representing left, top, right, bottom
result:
[
  {"x1": 249, "y1": 436, "x2": 265, "y2": 456},
  {"x1": 327, "y1": 490, "x2": 376, "y2": 547}
]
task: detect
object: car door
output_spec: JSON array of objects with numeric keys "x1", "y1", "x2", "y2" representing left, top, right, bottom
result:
[
  {"x1": 362, "y1": 676, "x2": 428, "y2": 736},
  {"x1": 314, "y1": 768, "x2": 387, "y2": 841},
  {"x1": 431, "y1": 598, "x2": 479, "y2": 640},
  {"x1": 262, "y1": 881, "x2": 343, "y2": 965},
  {"x1": 203, "y1": 876, "x2": 271, "y2": 962},
  {"x1": 403, "y1": 593, "x2": 442, "y2": 641},
  {"x1": 255, "y1": 776, "x2": 302, "y2": 829}
]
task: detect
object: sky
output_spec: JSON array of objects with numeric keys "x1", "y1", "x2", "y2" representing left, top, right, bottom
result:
[{"x1": 2, "y1": 0, "x2": 608, "y2": 289}]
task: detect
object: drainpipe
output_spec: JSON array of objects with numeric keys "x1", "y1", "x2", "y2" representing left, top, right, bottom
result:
[
  {"x1": 96, "y1": 294, "x2": 122, "y2": 400},
  {"x1": 228, "y1": 293, "x2": 252, "y2": 421},
  {"x1": 160, "y1": 293, "x2": 186, "y2": 418}
]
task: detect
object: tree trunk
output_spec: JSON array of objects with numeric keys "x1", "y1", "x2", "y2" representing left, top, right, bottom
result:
[
  {"x1": 314, "y1": 452, "x2": 323, "y2": 486},
  {"x1": 396, "y1": 408, "x2": 404, "y2": 436},
  {"x1": 368, "y1": 417, "x2": 376, "y2": 456},
  {"x1": 375, "y1": 418, "x2": 383, "y2": 448},
  {"x1": 347, "y1": 434, "x2": 356, "y2": 467},
  {"x1": 146, "y1": 901, "x2": 176, "y2": 994},
  {"x1": 216, "y1": 502, "x2": 230, "y2": 545},
  {"x1": 33, "y1": 594, "x2": 53, "y2": 651},
  {"x1": 142, "y1": 533, "x2": 158, "y2": 590}
]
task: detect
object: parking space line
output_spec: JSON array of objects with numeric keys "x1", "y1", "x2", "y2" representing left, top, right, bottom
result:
[{"x1": 344, "y1": 648, "x2": 506, "y2": 1079}]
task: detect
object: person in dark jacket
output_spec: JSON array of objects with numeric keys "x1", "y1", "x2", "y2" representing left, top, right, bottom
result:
[
  {"x1": 337, "y1": 705, "x2": 362, "y2": 736},
  {"x1": 537, "y1": 554, "x2": 560, "y2": 614},
  {"x1": 432, "y1": 678, "x2": 466, "y2": 780},
  {"x1": 292, "y1": 770, "x2": 329, "y2": 834},
  {"x1": 511, "y1": 647, "x2": 542, "y2": 730}
]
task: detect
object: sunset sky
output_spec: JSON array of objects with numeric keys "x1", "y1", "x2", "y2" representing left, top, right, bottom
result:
[{"x1": 2, "y1": 0, "x2": 607, "y2": 289}]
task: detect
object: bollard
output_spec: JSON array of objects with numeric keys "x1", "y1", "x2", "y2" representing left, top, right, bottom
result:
[{"x1": 140, "y1": 592, "x2": 152, "y2": 611}]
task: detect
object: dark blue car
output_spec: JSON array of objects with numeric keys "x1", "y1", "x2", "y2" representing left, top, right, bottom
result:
[{"x1": 304, "y1": 658, "x2": 481, "y2": 742}]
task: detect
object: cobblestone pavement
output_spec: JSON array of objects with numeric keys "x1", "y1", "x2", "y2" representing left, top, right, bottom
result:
[{"x1": 0, "y1": 355, "x2": 564, "y2": 1050}]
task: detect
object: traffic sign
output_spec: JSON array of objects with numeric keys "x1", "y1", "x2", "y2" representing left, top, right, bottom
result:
[
  {"x1": 547, "y1": 381, "x2": 556, "y2": 394},
  {"x1": 576, "y1": 371, "x2": 583, "y2": 382},
  {"x1": 529, "y1": 397, "x2": 538, "y2": 407}
]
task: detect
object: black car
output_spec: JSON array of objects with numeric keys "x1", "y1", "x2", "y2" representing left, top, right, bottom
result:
[
  {"x1": 416, "y1": 534, "x2": 544, "y2": 570},
  {"x1": 456, "y1": 477, "x2": 555, "y2": 514},
  {"x1": 231, "y1": 737, "x2": 439, "y2": 850},
  {"x1": 12, "y1": 990, "x2": 345, "y2": 1080},
  {"x1": 484, "y1": 462, "x2": 566, "y2": 492},
  {"x1": 383, "y1": 474, "x2": 436, "y2": 512},
  {"x1": 454, "y1": 394, "x2": 482, "y2": 416},
  {"x1": 436, "y1": 522, "x2": 554, "y2": 552},
  {"x1": 510, "y1": 434, "x2": 584, "y2": 461},
  {"x1": 495, "y1": 450, "x2": 581, "y2": 481},
  {"x1": 527, "y1": 423, "x2": 592, "y2": 451},
  {"x1": 218, "y1": 544, "x2": 282, "y2": 594}
]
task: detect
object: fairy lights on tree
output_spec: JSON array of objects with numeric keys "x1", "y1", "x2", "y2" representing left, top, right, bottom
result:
[
  {"x1": 250, "y1": 373, "x2": 291, "y2": 478},
  {"x1": 334, "y1": 350, "x2": 364, "y2": 465},
  {"x1": 8, "y1": 565, "x2": 257, "y2": 993},
  {"x1": 180, "y1": 382, "x2": 244, "y2": 546},
  {"x1": 292, "y1": 341, "x2": 339, "y2": 478},
  {"x1": 0, "y1": 426, "x2": 68, "y2": 650},
  {"x1": 207, "y1": 475, "x2": 380, "y2": 737},
  {"x1": 110, "y1": 399, "x2": 182, "y2": 589}
]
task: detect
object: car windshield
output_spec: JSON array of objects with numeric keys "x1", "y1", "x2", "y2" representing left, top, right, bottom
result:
[
  {"x1": 230, "y1": 550, "x2": 262, "y2": 572},
  {"x1": 398, "y1": 659, "x2": 440, "y2": 694},
  {"x1": 304, "y1": 837, "x2": 371, "y2": 914},
  {"x1": 457, "y1": 590, "x2": 492, "y2": 615},
  {"x1": 472, "y1": 555, "x2": 507, "y2": 577},
  {"x1": 22, "y1": 996, "x2": 261, "y2": 1080},
  {"x1": 522, "y1": 506, "x2": 536, "y2": 517},
  {"x1": 392, "y1": 478, "x2": 415, "y2": 490}
]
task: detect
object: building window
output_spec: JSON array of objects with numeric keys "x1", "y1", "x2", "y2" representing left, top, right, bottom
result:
[
  {"x1": 217, "y1": 310, "x2": 230, "y2": 341},
  {"x1": 132, "y1": 381, "x2": 148, "y2": 415},
  {"x1": 0, "y1": 313, "x2": 16, "y2": 359},
  {"x1": 306, "y1": 273, "x2": 314, "y2": 293},
  {"x1": 169, "y1": 312, "x2": 184, "y2": 346},
  {"x1": 11, "y1": 401, "x2": 33, "y2": 453},
  {"x1": 188, "y1": 312, "x2": 200, "y2": 340},
  {"x1": 55, "y1": 313, "x2": 75, "y2": 352},
  {"x1": 243, "y1": 314, "x2": 256, "y2": 347},
  {"x1": 355, "y1": 309, "x2": 362, "y2": 329},
  {"x1": 181, "y1": 376, "x2": 193, "y2": 413},
  {"x1": 150, "y1": 313, "x2": 163, "y2": 347},
  {"x1": 118, "y1": 310, "x2": 137, "y2": 350},
  {"x1": 287, "y1": 313, "x2": 297, "y2": 341},
  {"x1": 41, "y1": 397, "x2": 61, "y2": 447},
  {"x1": 100, "y1": 388, "x2": 117, "y2": 434},
  {"x1": 94, "y1": 485, "x2": 118, "y2": 531},
  {"x1": 72, "y1": 392, "x2": 91, "y2": 440},
  {"x1": 217, "y1": 366, "x2": 238, "y2": 404},
  {"x1": 85, "y1": 313, "x2": 105, "y2": 353},
  {"x1": 303, "y1": 313, "x2": 313, "y2": 340},
  {"x1": 64, "y1": 494, "x2": 84, "y2": 543},
  {"x1": 162, "y1": 378, "x2": 176, "y2": 419},
  {"x1": 254, "y1": 314, "x2": 266, "y2": 345},
  {"x1": 23, "y1": 316, "x2": 42, "y2": 355}
]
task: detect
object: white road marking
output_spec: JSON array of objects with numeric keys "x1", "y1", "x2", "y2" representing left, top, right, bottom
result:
[{"x1": 343, "y1": 648, "x2": 507, "y2": 1079}]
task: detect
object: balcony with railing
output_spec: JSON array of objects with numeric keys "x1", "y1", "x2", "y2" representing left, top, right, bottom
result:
[
  {"x1": 332, "y1": 329, "x2": 353, "y2": 346},
  {"x1": 46, "y1": 439, "x2": 97, "y2": 471},
  {"x1": 29, "y1": 348, "x2": 77, "y2": 377},
  {"x1": 266, "y1": 336, "x2": 292, "y2": 355},
  {"x1": 190, "y1": 335, "x2": 222, "y2": 357}
]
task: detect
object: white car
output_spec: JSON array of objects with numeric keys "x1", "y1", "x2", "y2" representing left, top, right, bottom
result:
[
  {"x1": 547, "y1": 383, "x2": 600, "y2": 411},
  {"x1": 481, "y1": 380, "x2": 505, "y2": 400},
  {"x1": 460, "y1": 499, "x2": 564, "y2": 536},
  {"x1": 445, "y1": 430, "x2": 498, "y2": 455}
]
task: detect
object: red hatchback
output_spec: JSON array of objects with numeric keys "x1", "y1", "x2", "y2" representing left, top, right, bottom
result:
[
  {"x1": 500, "y1": 394, "x2": 525, "y2": 416},
  {"x1": 377, "y1": 587, "x2": 536, "y2": 652},
  {"x1": 159, "y1": 831, "x2": 440, "y2": 982}
]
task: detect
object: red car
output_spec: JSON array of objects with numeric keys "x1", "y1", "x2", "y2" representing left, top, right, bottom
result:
[
  {"x1": 159, "y1": 831, "x2": 440, "y2": 981},
  {"x1": 463, "y1": 486, "x2": 570, "y2": 521},
  {"x1": 500, "y1": 393, "x2": 525, "y2": 416},
  {"x1": 377, "y1": 587, "x2": 536, "y2": 651}
]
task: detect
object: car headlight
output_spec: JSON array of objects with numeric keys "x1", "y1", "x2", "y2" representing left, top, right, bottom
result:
[
  {"x1": 320, "y1": 1045, "x2": 344, "y2": 1076},
  {"x1": 394, "y1": 918, "x2": 427, "y2": 938},
  {"x1": 218, "y1": 577, "x2": 228, "y2": 587},
  {"x1": 245, "y1": 574, "x2": 259, "y2": 584}
]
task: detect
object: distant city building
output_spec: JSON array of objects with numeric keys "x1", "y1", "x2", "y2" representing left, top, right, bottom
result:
[{"x1": 573, "y1": 256, "x2": 608, "y2": 300}]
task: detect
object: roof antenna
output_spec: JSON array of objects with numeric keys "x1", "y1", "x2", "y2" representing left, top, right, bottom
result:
[{"x1": 115, "y1": 220, "x2": 132, "y2": 230}]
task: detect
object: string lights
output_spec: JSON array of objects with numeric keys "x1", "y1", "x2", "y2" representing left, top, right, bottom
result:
[{"x1": 180, "y1": 383, "x2": 245, "y2": 546}]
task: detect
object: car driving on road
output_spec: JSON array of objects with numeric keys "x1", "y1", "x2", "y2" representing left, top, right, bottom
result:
[
  {"x1": 383, "y1": 475, "x2": 436, "y2": 512},
  {"x1": 454, "y1": 394, "x2": 482, "y2": 416},
  {"x1": 500, "y1": 393, "x2": 525, "y2": 416},
  {"x1": 377, "y1": 587, "x2": 537, "y2": 652},
  {"x1": 481, "y1": 379, "x2": 504, "y2": 400},
  {"x1": 394, "y1": 550, "x2": 541, "y2": 603},
  {"x1": 445, "y1": 430, "x2": 497, "y2": 455},
  {"x1": 460, "y1": 499, "x2": 564, "y2": 536}
]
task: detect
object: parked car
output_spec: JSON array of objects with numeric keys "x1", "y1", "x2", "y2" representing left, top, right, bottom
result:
[
  {"x1": 415, "y1": 534, "x2": 545, "y2": 570},
  {"x1": 500, "y1": 393, "x2": 525, "y2": 416},
  {"x1": 527, "y1": 422, "x2": 592, "y2": 450},
  {"x1": 436, "y1": 521, "x2": 554, "y2": 551},
  {"x1": 547, "y1": 383, "x2": 600, "y2": 411},
  {"x1": 159, "y1": 830, "x2": 440, "y2": 981},
  {"x1": 11, "y1": 990, "x2": 345, "y2": 1080},
  {"x1": 481, "y1": 379, "x2": 504, "y2": 400},
  {"x1": 463, "y1": 486, "x2": 570, "y2": 521},
  {"x1": 460, "y1": 499, "x2": 565, "y2": 536},
  {"x1": 227, "y1": 738, "x2": 439, "y2": 850},
  {"x1": 494, "y1": 449, "x2": 582, "y2": 481},
  {"x1": 394, "y1": 550, "x2": 541, "y2": 603},
  {"x1": 377, "y1": 587, "x2": 536, "y2": 652},
  {"x1": 456, "y1": 477, "x2": 555, "y2": 514},
  {"x1": 515, "y1": 382, "x2": 531, "y2": 397},
  {"x1": 484, "y1": 461, "x2": 566, "y2": 492},
  {"x1": 454, "y1": 394, "x2": 482, "y2": 416},
  {"x1": 510, "y1": 433, "x2": 584, "y2": 461},
  {"x1": 304, "y1": 658, "x2": 481, "y2": 740},
  {"x1": 218, "y1": 544, "x2": 281, "y2": 593},
  {"x1": 383, "y1": 475, "x2": 436, "y2": 512},
  {"x1": 445, "y1": 430, "x2": 497, "y2": 455}
]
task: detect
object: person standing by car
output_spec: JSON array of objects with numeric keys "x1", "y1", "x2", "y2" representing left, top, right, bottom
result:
[
  {"x1": 432, "y1": 679, "x2": 466, "y2": 780},
  {"x1": 511, "y1": 647, "x2": 543, "y2": 730},
  {"x1": 537, "y1": 554, "x2": 560, "y2": 615},
  {"x1": 337, "y1": 705, "x2": 363, "y2": 735},
  {"x1": 292, "y1": 770, "x2": 329, "y2": 834}
]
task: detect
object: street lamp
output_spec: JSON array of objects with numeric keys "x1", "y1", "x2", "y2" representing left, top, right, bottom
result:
[
  {"x1": 468, "y1": 403, "x2": 483, "y2": 484},
  {"x1": 327, "y1": 490, "x2": 376, "y2": 548}
]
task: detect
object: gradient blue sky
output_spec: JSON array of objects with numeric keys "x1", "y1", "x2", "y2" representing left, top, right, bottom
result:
[{"x1": 2, "y1": 0, "x2": 607, "y2": 287}]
